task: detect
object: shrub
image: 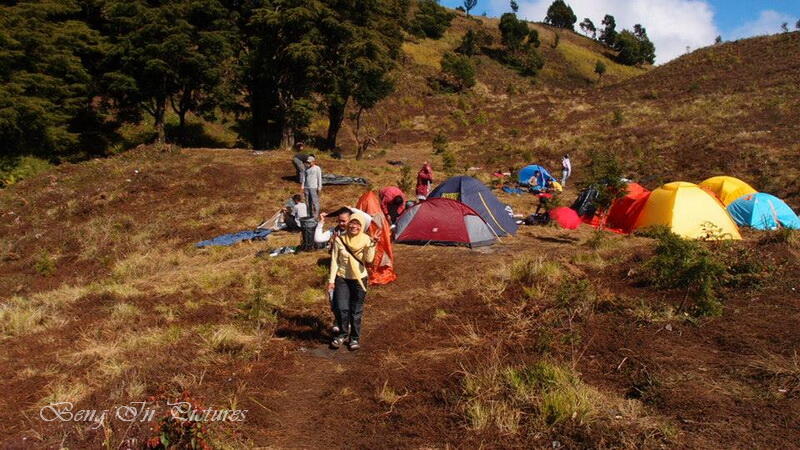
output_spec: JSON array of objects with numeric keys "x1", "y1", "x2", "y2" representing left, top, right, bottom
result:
[
  {"x1": 147, "y1": 391, "x2": 210, "y2": 449},
  {"x1": 0, "y1": 156, "x2": 53, "y2": 187},
  {"x1": 398, "y1": 165, "x2": 414, "y2": 193},
  {"x1": 441, "y1": 150, "x2": 457, "y2": 175},
  {"x1": 432, "y1": 130, "x2": 449, "y2": 154},
  {"x1": 440, "y1": 52, "x2": 476, "y2": 91},
  {"x1": 642, "y1": 231, "x2": 725, "y2": 316},
  {"x1": 33, "y1": 252, "x2": 56, "y2": 276},
  {"x1": 408, "y1": 0, "x2": 454, "y2": 39}
]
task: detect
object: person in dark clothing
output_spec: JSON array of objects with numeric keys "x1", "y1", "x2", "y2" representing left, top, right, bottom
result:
[
  {"x1": 387, "y1": 196, "x2": 405, "y2": 224},
  {"x1": 291, "y1": 142, "x2": 310, "y2": 185}
]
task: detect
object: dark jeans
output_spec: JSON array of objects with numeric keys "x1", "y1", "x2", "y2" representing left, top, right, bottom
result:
[{"x1": 334, "y1": 276, "x2": 367, "y2": 341}]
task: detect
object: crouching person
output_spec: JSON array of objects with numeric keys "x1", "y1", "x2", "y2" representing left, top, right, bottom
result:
[{"x1": 327, "y1": 214, "x2": 376, "y2": 351}]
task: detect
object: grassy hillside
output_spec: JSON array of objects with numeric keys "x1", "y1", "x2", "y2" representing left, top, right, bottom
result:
[{"x1": 2, "y1": 21, "x2": 800, "y2": 450}]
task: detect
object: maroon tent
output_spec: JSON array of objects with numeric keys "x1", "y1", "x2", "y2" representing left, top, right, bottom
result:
[{"x1": 395, "y1": 198, "x2": 497, "y2": 247}]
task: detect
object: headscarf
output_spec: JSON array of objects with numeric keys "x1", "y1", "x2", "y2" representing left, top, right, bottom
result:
[{"x1": 338, "y1": 213, "x2": 373, "y2": 290}]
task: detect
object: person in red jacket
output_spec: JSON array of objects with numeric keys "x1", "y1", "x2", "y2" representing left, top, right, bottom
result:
[
  {"x1": 415, "y1": 162, "x2": 434, "y2": 200},
  {"x1": 379, "y1": 186, "x2": 406, "y2": 224}
]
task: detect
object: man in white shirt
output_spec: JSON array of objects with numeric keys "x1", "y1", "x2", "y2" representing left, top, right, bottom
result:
[
  {"x1": 303, "y1": 156, "x2": 323, "y2": 218},
  {"x1": 314, "y1": 207, "x2": 371, "y2": 244},
  {"x1": 561, "y1": 154, "x2": 572, "y2": 187}
]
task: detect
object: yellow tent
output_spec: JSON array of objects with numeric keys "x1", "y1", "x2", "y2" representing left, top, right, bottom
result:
[
  {"x1": 698, "y1": 176, "x2": 757, "y2": 206},
  {"x1": 634, "y1": 181, "x2": 742, "y2": 240}
]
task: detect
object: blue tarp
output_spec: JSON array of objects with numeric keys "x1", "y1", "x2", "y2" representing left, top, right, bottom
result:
[
  {"x1": 727, "y1": 193, "x2": 800, "y2": 230},
  {"x1": 518, "y1": 164, "x2": 556, "y2": 187},
  {"x1": 429, "y1": 175, "x2": 518, "y2": 236},
  {"x1": 502, "y1": 186, "x2": 524, "y2": 195},
  {"x1": 196, "y1": 229, "x2": 272, "y2": 248}
]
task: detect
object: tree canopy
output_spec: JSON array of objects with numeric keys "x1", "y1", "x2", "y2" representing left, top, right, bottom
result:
[{"x1": 544, "y1": 0, "x2": 576, "y2": 30}]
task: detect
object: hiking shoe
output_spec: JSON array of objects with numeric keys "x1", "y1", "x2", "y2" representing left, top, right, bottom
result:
[
  {"x1": 330, "y1": 336, "x2": 345, "y2": 349},
  {"x1": 332, "y1": 325, "x2": 340, "y2": 334},
  {"x1": 348, "y1": 340, "x2": 360, "y2": 351}
]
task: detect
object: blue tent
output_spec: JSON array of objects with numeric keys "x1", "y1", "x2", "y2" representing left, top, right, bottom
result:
[
  {"x1": 429, "y1": 176, "x2": 518, "y2": 236},
  {"x1": 727, "y1": 193, "x2": 800, "y2": 230},
  {"x1": 518, "y1": 164, "x2": 556, "y2": 187}
]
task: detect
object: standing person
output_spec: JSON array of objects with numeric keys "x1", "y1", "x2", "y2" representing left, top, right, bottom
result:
[
  {"x1": 416, "y1": 162, "x2": 434, "y2": 200},
  {"x1": 291, "y1": 143, "x2": 309, "y2": 185},
  {"x1": 561, "y1": 154, "x2": 572, "y2": 187},
  {"x1": 303, "y1": 156, "x2": 322, "y2": 218},
  {"x1": 315, "y1": 208, "x2": 371, "y2": 334},
  {"x1": 327, "y1": 214, "x2": 376, "y2": 350}
]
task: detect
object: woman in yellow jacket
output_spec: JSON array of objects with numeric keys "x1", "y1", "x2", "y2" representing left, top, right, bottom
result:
[{"x1": 327, "y1": 213, "x2": 376, "y2": 350}]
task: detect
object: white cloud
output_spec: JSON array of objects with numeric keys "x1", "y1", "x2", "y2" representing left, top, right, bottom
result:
[
  {"x1": 514, "y1": 0, "x2": 720, "y2": 64},
  {"x1": 729, "y1": 10, "x2": 797, "y2": 40}
]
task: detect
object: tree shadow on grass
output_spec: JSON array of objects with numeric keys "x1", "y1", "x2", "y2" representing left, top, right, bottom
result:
[
  {"x1": 165, "y1": 122, "x2": 231, "y2": 148},
  {"x1": 275, "y1": 311, "x2": 330, "y2": 343}
]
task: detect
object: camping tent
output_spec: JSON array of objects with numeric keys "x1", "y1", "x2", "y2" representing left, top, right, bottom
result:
[
  {"x1": 394, "y1": 198, "x2": 497, "y2": 247},
  {"x1": 727, "y1": 193, "x2": 800, "y2": 230},
  {"x1": 584, "y1": 182, "x2": 651, "y2": 234},
  {"x1": 634, "y1": 181, "x2": 742, "y2": 240},
  {"x1": 699, "y1": 176, "x2": 757, "y2": 206},
  {"x1": 355, "y1": 191, "x2": 397, "y2": 285},
  {"x1": 518, "y1": 164, "x2": 556, "y2": 187},
  {"x1": 428, "y1": 175, "x2": 517, "y2": 236}
]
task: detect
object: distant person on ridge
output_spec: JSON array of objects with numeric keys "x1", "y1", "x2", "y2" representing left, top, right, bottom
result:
[
  {"x1": 303, "y1": 156, "x2": 322, "y2": 218},
  {"x1": 561, "y1": 154, "x2": 572, "y2": 187},
  {"x1": 328, "y1": 214, "x2": 376, "y2": 350},
  {"x1": 291, "y1": 142, "x2": 310, "y2": 185},
  {"x1": 416, "y1": 162, "x2": 434, "y2": 200}
]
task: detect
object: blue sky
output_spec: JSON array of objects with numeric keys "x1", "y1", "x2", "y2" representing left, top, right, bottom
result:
[{"x1": 439, "y1": 0, "x2": 799, "y2": 62}]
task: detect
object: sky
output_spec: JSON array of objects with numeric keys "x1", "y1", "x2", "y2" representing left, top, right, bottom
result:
[{"x1": 440, "y1": 0, "x2": 800, "y2": 63}]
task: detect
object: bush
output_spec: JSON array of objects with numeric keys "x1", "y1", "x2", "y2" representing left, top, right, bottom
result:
[
  {"x1": 398, "y1": 165, "x2": 414, "y2": 193},
  {"x1": 0, "y1": 156, "x2": 53, "y2": 187},
  {"x1": 456, "y1": 29, "x2": 492, "y2": 56},
  {"x1": 441, "y1": 150, "x2": 457, "y2": 175},
  {"x1": 440, "y1": 52, "x2": 476, "y2": 91},
  {"x1": 408, "y1": 0, "x2": 455, "y2": 39},
  {"x1": 642, "y1": 231, "x2": 726, "y2": 316},
  {"x1": 432, "y1": 130, "x2": 449, "y2": 154}
]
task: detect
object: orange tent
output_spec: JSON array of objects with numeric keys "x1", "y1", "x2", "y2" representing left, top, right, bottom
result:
[
  {"x1": 355, "y1": 191, "x2": 397, "y2": 285},
  {"x1": 584, "y1": 182, "x2": 651, "y2": 234}
]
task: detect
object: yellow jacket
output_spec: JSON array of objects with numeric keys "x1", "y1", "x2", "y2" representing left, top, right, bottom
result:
[{"x1": 328, "y1": 236, "x2": 376, "y2": 287}]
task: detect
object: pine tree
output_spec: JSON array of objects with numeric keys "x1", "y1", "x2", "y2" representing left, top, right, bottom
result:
[
  {"x1": 0, "y1": 0, "x2": 105, "y2": 158},
  {"x1": 544, "y1": 0, "x2": 577, "y2": 30}
]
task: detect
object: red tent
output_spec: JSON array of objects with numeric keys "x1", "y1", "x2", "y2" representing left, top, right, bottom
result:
[
  {"x1": 585, "y1": 182, "x2": 651, "y2": 234},
  {"x1": 395, "y1": 198, "x2": 496, "y2": 247},
  {"x1": 355, "y1": 191, "x2": 397, "y2": 285}
]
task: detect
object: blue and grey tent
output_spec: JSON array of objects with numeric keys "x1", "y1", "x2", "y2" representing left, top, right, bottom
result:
[
  {"x1": 518, "y1": 164, "x2": 557, "y2": 187},
  {"x1": 428, "y1": 176, "x2": 518, "y2": 236},
  {"x1": 727, "y1": 193, "x2": 800, "y2": 230}
]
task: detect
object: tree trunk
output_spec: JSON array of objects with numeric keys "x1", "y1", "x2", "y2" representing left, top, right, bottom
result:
[
  {"x1": 325, "y1": 100, "x2": 347, "y2": 150},
  {"x1": 251, "y1": 89, "x2": 269, "y2": 150},
  {"x1": 154, "y1": 98, "x2": 166, "y2": 145},
  {"x1": 280, "y1": 121, "x2": 294, "y2": 150}
]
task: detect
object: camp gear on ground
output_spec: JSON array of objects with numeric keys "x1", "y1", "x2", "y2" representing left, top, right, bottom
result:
[
  {"x1": 549, "y1": 207, "x2": 582, "y2": 230},
  {"x1": 551, "y1": 181, "x2": 563, "y2": 192},
  {"x1": 584, "y1": 182, "x2": 651, "y2": 234},
  {"x1": 322, "y1": 173, "x2": 369, "y2": 186},
  {"x1": 727, "y1": 193, "x2": 800, "y2": 230},
  {"x1": 257, "y1": 211, "x2": 286, "y2": 231},
  {"x1": 333, "y1": 276, "x2": 367, "y2": 343},
  {"x1": 634, "y1": 181, "x2": 742, "y2": 240},
  {"x1": 571, "y1": 186, "x2": 600, "y2": 218},
  {"x1": 429, "y1": 175, "x2": 518, "y2": 236},
  {"x1": 356, "y1": 191, "x2": 397, "y2": 285},
  {"x1": 395, "y1": 197, "x2": 497, "y2": 247},
  {"x1": 518, "y1": 164, "x2": 556, "y2": 186},
  {"x1": 699, "y1": 176, "x2": 757, "y2": 206},
  {"x1": 195, "y1": 229, "x2": 271, "y2": 248},
  {"x1": 502, "y1": 187, "x2": 524, "y2": 195},
  {"x1": 416, "y1": 163, "x2": 434, "y2": 198},
  {"x1": 524, "y1": 213, "x2": 551, "y2": 225},
  {"x1": 267, "y1": 246, "x2": 296, "y2": 257},
  {"x1": 299, "y1": 217, "x2": 327, "y2": 251}
]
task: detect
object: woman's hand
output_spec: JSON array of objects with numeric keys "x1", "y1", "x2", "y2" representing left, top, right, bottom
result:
[{"x1": 327, "y1": 282, "x2": 335, "y2": 291}]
